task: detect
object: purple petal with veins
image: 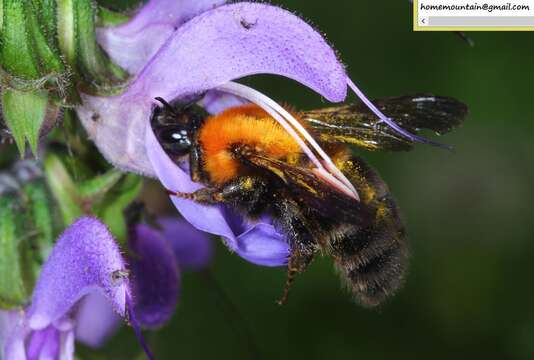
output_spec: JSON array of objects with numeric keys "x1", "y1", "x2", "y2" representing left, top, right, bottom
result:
[
  {"x1": 26, "y1": 326, "x2": 61, "y2": 359},
  {"x1": 97, "y1": 0, "x2": 226, "y2": 73},
  {"x1": 129, "y1": 224, "x2": 180, "y2": 329},
  {"x1": 75, "y1": 292, "x2": 122, "y2": 348},
  {"x1": 158, "y1": 217, "x2": 214, "y2": 271},
  {"x1": 126, "y1": 2, "x2": 346, "y2": 101},
  {"x1": 1, "y1": 310, "x2": 27, "y2": 360}
]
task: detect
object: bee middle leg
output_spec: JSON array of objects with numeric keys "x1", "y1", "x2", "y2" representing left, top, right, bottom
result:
[
  {"x1": 167, "y1": 175, "x2": 271, "y2": 212},
  {"x1": 277, "y1": 245, "x2": 316, "y2": 306},
  {"x1": 275, "y1": 199, "x2": 319, "y2": 305}
]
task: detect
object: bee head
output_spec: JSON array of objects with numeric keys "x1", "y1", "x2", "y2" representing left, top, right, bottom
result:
[{"x1": 151, "y1": 97, "x2": 207, "y2": 157}]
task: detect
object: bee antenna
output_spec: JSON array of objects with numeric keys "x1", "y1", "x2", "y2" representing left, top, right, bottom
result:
[
  {"x1": 454, "y1": 31, "x2": 475, "y2": 47},
  {"x1": 154, "y1": 97, "x2": 178, "y2": 114}
]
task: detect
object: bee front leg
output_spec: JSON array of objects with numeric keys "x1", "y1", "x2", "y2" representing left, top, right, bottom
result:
[
  {"x1": 166, "y1": 176, "x2": 270, "y2": 207},
  {"x1": 166, "y1": 187, "x2": 225, "y2": 204}
]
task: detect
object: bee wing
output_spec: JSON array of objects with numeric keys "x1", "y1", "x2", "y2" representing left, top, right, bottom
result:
[
  {"x1": 301, "y1": 94, "x2": 468, "y2": 151},
  {"x1": 244, "y1": 153, "x2": 371, "y2": 226}
]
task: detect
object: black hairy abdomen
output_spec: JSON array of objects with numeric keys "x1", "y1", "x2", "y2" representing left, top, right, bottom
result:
[{"x1": 329, "y1": 195, "x2": 408, "y2": 307}]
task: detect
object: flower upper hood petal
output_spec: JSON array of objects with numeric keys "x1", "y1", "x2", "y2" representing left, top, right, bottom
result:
[
  {"x1": 97, "y1": 0, "x2": 226, "y2": 73},
  {"x1": 78, "y1": 2, "x2": 348, "y2": 176},
  {"x1": 26, "y1": 217, "x2": 130, "y2": 330}
]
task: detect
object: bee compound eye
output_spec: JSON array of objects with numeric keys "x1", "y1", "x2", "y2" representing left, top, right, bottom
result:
[{"x1": 157, "y1": 126, "x2": 192, "y2": 156}]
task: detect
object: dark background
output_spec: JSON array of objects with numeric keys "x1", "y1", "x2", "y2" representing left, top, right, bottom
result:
[{"x1": 90, "y1": 1, "x2": 534, "y2": 359}]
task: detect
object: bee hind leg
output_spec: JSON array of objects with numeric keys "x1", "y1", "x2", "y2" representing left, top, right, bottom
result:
[{"x1": 277, "y1": 247, "x2": 315, "y2": 306}]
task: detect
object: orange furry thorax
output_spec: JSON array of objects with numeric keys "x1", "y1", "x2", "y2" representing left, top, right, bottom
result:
[{"x1": 198, "y1": 104, "x2": 303, "y2": 185}]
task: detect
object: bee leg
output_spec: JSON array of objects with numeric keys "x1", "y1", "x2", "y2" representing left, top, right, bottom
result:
[
  {"x1": 166, "y1": 176, "x2": 270, "y2": 207},
  {"x1": 277, "y1": 255, "x2": 300, "y2": 306},
  {"x1": 277, "y1": 272, "x2": 296, "y2": 305},
  {"x1": 166, "y1": 187, "x2": 224, "y2": 204},
  {"x1": 277, "y1": 247, "x2": 315, "y2": 306},
  {"x1": 274, "y1": 199, "x2": 318, "y2": 305}
]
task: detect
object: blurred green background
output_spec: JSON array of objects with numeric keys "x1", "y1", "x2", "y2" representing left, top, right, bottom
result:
[{"x1": 88, "y1": 1, "x2": 534, "y2": 359}]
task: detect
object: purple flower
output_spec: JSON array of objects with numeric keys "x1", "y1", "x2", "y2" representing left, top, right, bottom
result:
[
  {"x1": 96, "y1": 0, "x2": 226, "y2": 74},
  {"x1": 77, "y1": 1, "x2": 426, "y2": 266},
  {"x1": 0, "y1": 216, "x2": 211, "y2": 359},
  {"x1": 1, "y1": 217, "x2": 130, "y2": 360},
  {"x1": 128, "y1": 220, "x2": 212, "y2": 329}
]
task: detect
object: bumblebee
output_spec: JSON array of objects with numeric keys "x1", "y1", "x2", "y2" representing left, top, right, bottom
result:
[{"x1": 152, "y1": 94, "x2": 467, "y2": 307}]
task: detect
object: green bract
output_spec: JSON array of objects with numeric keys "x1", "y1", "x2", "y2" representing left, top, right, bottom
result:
[
  {"x1": 0, "y1": 164, "x2": 57, "y2": 308},
  {"x1": 0, "y1": 0, "x2": 129, "y2": 155},
  {"x1": 1, "y1": 89, "x2": 51, "y2": 155},
  {"x1": 44, "y1": 152, "x2": 142, "y2": 243},
  {"x1": 0, "y1": 195, "x2": 28, "y2": 308}
]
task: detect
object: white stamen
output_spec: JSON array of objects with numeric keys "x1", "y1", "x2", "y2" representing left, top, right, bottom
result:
[
  {"x1": 216, "y1": 82, "x2": 359, "y2": 201},
  {"x1": 313, "y1": 168, "x2": 360, "y2": 201},
  {"x1": 346, "y1": 77, "x2": 448, "y2": 149},
  {"x1": 216, "y1": 83, "x2": 322, "y2": 170}
]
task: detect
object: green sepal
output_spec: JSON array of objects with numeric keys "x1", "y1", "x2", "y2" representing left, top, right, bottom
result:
[
  {"x1": 0, "y1": 196, "x2": 29, "y2": 308},
  {"x1": 44, "y1": 151, "x2": 143, "y2": 242},
  {"x1": 95, "y1": 0, "x2": 145, "y2": 12},
  {"x1": 44, "y1": 153, "x2": 84, "y2": 226},
  {"x1": 0, "y1": 0, "x2": 40, "y2": 80},
  {"x1": 1, "y1": 88, "x2": 49, "y2": 155},
  {"x1": 57, "y1": 0, "x2": 128, "y2": 96},
  {"x1": 0, "y1": 0, "x2": 68, "y2": 93},
  {"x1": 78, "y1": 169, "x2": 123, "y2": 200},
  {"x1": 0, "y1": 164, "x2": 61, "y2": 309},
  {"x1": 22, "y1": 182, "x2": 56, "y2": 271},
  {"x1": 97, "y1": 6, "x2": 130, "y2": 27}
]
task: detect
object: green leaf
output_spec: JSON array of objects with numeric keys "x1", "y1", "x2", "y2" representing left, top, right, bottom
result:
[
  {"x1": 0, "y1": 196, "x2": 28, "y2": 308},
  {"x1": 1, "y1": 88, "x2": 49, "y2": 155},
  {"x1": 44, "y1": 153, "x2": 84, "y2": 226},
  {"x1": 95, "y1": 174, "x2": 143, "y2": 243},
  {"x1": 78, "y1": 169, "x2": 124, "y2": 200}
]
